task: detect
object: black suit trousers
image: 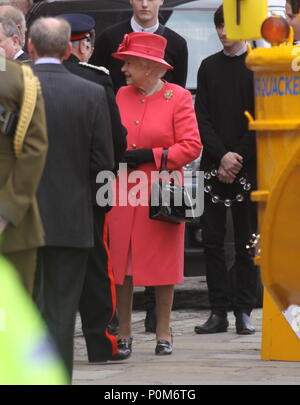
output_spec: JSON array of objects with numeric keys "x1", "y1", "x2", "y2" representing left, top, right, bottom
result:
[
  {"x1": 202, "y1": 190, "x2": 258, "y2": 316},
  {"x1": 34, "y1": 246, "x2": 89, "y2": 379},
  {"x1": 79, "y1": 207, "x2": 117, "y2": 361}
]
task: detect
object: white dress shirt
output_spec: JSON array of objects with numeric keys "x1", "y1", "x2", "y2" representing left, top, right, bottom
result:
[{"x1": 130, "y1": 16, "x2": 159, "y2": 33}]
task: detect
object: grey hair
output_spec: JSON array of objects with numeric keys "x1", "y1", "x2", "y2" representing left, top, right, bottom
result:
[
  {"x1": 0, "y1": 5, "x2": 25, "y2": 44},
  {"x1": 0, "y1": 5, "x2": 25, "y2": 30},
  {"x1": 28, "y1": 17, "x2": 71, "y2": 58},
  {"x1": 140, "y1": 57, "x2": 167, "y2": 79},
  {"x1": 0, "y1": 15, "x2": 21, "y2": 41},
  {"x1": 71, "y1": 39, "x2": 81, "y2": 50}
]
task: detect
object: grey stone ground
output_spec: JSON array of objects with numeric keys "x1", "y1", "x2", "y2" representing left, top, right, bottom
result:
[{"x1": 73, "y1": 278, "x2": 300, "y2": 386}]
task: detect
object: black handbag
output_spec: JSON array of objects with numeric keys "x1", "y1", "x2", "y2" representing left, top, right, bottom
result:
[{"x1": 149, "y1": 148, "x2": 198, "y2": 224}]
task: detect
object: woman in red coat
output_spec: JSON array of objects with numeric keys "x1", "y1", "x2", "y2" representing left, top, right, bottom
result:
[{"x1": 108, "y1": 32, "x2": 202, "y2": 356}]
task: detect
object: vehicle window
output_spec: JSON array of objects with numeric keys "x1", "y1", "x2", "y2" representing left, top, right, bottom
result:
[{"x1": 165, "y1": 10, "x2": 222, "y2": 91}]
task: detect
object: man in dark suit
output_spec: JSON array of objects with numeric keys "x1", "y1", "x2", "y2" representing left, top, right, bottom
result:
[
  {"x1": 28, "y1": 16, "x2": 114, "y2": 379},
  {"x1": 0, "y1": 57, "x2": 47, "y2": 294},
  {"x1": 61, "y1": 13, "x2": 128, "y2": 362},
  {"x1": 0, "y1": 7, "x2": 30, "y2": 61},
  {"x1": 90, "y1": 0, "x2": 188, "y2": 92}
]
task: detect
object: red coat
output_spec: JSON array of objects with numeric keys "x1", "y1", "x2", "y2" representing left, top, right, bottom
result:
[{"x1": 108, "y1": 81, "x2": 202, "y2": 286}]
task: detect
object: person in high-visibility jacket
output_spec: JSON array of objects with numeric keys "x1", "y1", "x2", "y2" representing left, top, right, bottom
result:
[{"x1": 0, "y1": 254, "x2": 68, "y2": 385}]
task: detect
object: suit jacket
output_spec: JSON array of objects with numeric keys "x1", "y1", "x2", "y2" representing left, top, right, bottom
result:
[
  {"x1": 64, "y1": 54, "x2": 127, "y2": 170},
  {"x1": 90, "y1": 19, "x2": 188, "y2": 92},
  {"x1": 0, "y1": 59, "x2": 48, "y2": 253},
  {"x1": 33, "y1": 63, "x2": 114, "y2": 248},
  {"x1": 16, "y1": 51, "x2": 31, "y2": 62}
]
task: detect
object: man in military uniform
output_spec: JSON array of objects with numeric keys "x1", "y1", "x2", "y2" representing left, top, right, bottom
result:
[
  {"x1": 61, "y1": 13, "x2": 128, "y2": 362},
  {"x1": 0, "y1": 56, "x2": 48, "y2": 293}
]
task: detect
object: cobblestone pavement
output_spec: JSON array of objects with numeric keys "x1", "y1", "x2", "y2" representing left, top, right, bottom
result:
[
  {"x1": 74, "y1": 308, "x2": 212, "y2": 361},
  {"x1": 72, "y1": 306, "x2": 300, "y2": 386}
]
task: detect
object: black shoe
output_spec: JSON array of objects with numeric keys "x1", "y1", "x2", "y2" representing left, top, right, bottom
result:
[
  {"x1": 235, "y1": 313, "x2": 255, "y2": 335},
  {"x1": 89, "y1": 337, "x2": 133, "y2": 362},
  {"x1": 144, "y1": 308, "x2": 157, "y2": 333},
  {"x1": 89, "y1": 350, "x2": 128, "y2": 363},
  {"x1": 155, "y1": 340, "x2": 173, "y2": 355},
  {"x1": 114, "y1": 337, "x2": 133, "y2": 359},
  {"x1": 194, "y1": 313, "x2": 229, "y2": 334}
]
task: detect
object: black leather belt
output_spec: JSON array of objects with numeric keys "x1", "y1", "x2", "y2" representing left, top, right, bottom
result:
[{"x1": 0, "y1": 104, "x2": 18, "y2": 138}]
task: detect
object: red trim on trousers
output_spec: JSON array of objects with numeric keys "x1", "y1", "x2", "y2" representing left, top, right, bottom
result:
[{"x1": 103, "y1": 215, "x2": 118, "y2": 355}]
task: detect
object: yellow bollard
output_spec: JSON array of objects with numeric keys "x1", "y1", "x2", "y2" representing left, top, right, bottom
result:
[
  {"x1": 223, "y1": 0, "x2": 268, "y2": 40},
  {"x1": 246, "y1": 39, "x2": 300, "y2": 361}
]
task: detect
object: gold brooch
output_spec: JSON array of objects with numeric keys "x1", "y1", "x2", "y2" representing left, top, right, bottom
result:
[{"x1": 164, "y1": 90, "x2": 173, "y2": 101}]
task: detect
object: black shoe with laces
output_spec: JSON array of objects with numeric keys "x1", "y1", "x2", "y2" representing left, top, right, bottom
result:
[
  {"x1": 194, "y1": 312, "x2": 229, "y2": 334},
  {"x1": 89, "y1": 337, "x2": 133, "y2": 363}
]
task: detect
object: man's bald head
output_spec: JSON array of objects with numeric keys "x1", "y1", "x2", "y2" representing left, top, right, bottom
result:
[{"x1": 28, "y1": 17, "x2": 71, "y2": 60}]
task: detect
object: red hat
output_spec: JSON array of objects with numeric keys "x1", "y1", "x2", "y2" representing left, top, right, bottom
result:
[{"x1": 112, "y1": 32, "x2": 173, "y2": 70}]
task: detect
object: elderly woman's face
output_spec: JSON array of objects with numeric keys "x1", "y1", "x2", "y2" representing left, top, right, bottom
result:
[{"x1": 121, "y1": 55, "x2": 149, "y2": 87}]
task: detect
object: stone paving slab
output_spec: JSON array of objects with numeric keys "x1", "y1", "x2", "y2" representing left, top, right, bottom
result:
[{"x1": 73, "y1": 307, "x2": 300, "y2": 386}]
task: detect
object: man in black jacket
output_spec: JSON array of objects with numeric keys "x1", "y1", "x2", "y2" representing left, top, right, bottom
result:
[
  {"x1": 28, "y1": 16, "x2": 114, "y2": 379},
  {"x1": 90, "y1": 0, "x2": 188, "y2": 92},
  {"x1": 62, "y1": 13, "x2": 128, "y2": 363},
  {"x1": 194, "y1": 6, "x2": 258, "y2": 336}
]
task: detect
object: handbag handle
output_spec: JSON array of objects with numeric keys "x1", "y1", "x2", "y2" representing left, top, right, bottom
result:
[{"x1": 159, "y1": 148, "x2": 168, "y2": 172}]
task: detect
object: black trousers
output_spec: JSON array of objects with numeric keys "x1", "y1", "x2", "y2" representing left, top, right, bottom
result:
[
  {"x1": 79, "y1": 207, "x2": 117, "y2": 361},
  {"x1": 202, "y1": 187, "x2": 258, "y2": 317},
  {"x1": 34, "y1": 246, "x2": 89, "y2": 379}
]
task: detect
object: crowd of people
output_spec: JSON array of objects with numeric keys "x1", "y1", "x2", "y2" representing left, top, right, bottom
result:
[{"x1": 1, "y1": 0, "x2": 299, "y2": 383}]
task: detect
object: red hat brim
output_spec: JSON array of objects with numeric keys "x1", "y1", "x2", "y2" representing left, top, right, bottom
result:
[{"x1": 112, "y1": 50, "x2": 173, "y2": 70}]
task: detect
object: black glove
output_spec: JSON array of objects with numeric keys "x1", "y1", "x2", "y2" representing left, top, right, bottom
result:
[{"x1": 123, "y1": 149, "x2": 154, "y2": 169}]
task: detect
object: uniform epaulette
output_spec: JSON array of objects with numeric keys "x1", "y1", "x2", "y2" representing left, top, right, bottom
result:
[{"x1": 79, "y1": 62, "x2": 110, "y2": 75}]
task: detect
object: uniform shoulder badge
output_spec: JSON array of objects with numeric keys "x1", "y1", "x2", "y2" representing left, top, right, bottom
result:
[{"x1": 79, "y1": 62, "x2": 110, "y2": 75}]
